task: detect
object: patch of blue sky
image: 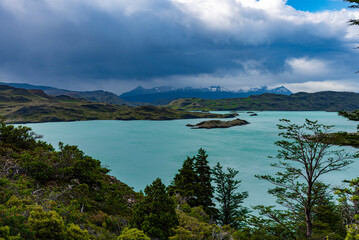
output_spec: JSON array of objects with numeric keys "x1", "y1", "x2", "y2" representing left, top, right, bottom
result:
[{"x1": 286, "y1": 0, "x2": 349, "y2": 12}]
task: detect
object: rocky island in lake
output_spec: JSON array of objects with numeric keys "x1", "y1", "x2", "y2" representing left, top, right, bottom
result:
[{"x1": 186, "y1": 118, "x2": 250, "y2": 129}]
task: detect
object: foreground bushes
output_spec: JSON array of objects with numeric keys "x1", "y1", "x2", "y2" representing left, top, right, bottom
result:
[
  {"x1": 1, "y1": 118, "x2": 359, "y2": 239},
  {"x1": 0, "y1": 120, "x2": 138, "y2": 239}
]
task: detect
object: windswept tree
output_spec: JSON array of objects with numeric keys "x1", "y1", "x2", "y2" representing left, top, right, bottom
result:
[
  {"x1": 213, "y1": 162, "x2": 248, "y2": 229},
  {"x1": 256, "y1": 119, "x2": 354, "y2": 239}
]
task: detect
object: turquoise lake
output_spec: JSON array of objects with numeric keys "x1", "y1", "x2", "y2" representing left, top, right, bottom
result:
[{"x1": 22, "y1": 112, "x2": 358, "y2": 207}]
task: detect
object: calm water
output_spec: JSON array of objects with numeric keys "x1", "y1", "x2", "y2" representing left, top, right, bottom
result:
[{"x1": 22, "y1": 112, "x2": 358, "y2": 207}]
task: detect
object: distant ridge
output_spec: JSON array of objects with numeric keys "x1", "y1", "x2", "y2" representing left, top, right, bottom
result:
[
  {"x1": 0, "y1": 82, "x2": 127, "y2": 106},
  {"x1": 0, "y1": 84, "x2": 236, "y2": 123},
  {"x1": 167, "y1": 91, "x2": 359, "y2": 112},
  {"x1": 120, "y1": 85, "x2": 292, "y2": 104}
]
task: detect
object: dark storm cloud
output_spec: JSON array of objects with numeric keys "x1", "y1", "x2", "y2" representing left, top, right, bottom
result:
[{"x1": 0, "y1": 0, "x2": 358, "y2": 92}]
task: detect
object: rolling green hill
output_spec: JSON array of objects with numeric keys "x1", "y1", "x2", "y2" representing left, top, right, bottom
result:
[
  {"x1": 0, "y1": 85, "x2": 235, "y2": 123},
  {"x1": 166, "y1": 91, "x2": 359, "y2": 111}
]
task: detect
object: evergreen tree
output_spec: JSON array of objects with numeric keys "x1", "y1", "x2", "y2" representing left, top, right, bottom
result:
[
  {"x1": 193, "y1": 148, "x2": 216, "y2": 216},
  {"x1": 213, "y1": 162, "x2": 248, "y2": 229},
  {"x1": 168, "y1": 156, "x2": 198, "y2": 206},
  {"x1": 132, "y1": 178, "x2": 178, "y2": 240}
]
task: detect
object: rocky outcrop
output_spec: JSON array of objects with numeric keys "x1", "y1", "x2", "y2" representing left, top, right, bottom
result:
[{"x1": 186, "y1": 118, "x2": 249, "y2": 129}]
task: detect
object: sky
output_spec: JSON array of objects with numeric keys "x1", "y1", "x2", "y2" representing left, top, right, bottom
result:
[{"x1": 0, "y1": 0, "x2": 358, "y2": 94}]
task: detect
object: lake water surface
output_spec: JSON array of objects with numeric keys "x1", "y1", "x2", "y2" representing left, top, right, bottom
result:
[{"x1": 22, "y1": 111, "x2": 358, "y2": 207}]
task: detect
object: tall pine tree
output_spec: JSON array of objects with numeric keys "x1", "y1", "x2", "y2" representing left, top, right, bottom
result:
[
  {"x1": 193, "y1": 148, "x2": 216, "y2": 217},
  {"x1": 132, "y1": 178, "x2": 178, "y2": 240},
  {"x1": 168, "y1": 156, "x2": 198, "y2": 206}
]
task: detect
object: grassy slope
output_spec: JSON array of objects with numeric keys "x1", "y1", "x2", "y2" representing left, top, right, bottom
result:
[
  {"x1": 0, "y1": 85, "x2": 235, "y2": 124},
  {"x1": 166, "y1": 91, "x2": 359, "y2": 111}
]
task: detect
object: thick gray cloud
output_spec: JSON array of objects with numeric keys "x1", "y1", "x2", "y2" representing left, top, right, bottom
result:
[{"x1": 0, "y1": 0, "x2": 358, "y2": 93}]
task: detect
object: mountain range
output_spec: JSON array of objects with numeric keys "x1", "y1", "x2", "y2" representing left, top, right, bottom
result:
[
  {"x1": 0, "y1": 82, "x2": 293, "y2": 105},
  {"x1": 120, "y1": 85, "x2": 292, "y2": 104}
]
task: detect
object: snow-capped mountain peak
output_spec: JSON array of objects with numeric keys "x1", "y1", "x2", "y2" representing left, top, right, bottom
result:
[
  {"x1": 271, "y1": 86, "x2": 292, "y2": 94},
  {"x1": 208, "y1": 86, "x2": 231, "y2": 92},
  {"x1": 120, "y1": 85, "x2": 292, "y2": 103}
]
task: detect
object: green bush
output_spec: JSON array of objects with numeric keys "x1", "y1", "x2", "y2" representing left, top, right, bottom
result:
[
  {"x1": 65, "y1": 223, "x2": 90, "y2": 240},
  {"x1": 0, "y1": 119, "x2": 40, "y2": 151},
  {"x1": 171, "y1": 210, "x2": 233, "y2": 240},
  {"x1": 0, "y1": 226, "x2": 20, "y2": 240},
  {"x1": 5, "y1": 195, "x2": 31, "y2": 208},
  {"x1": 24, "y1": 161, "x2": 53, "y2": 183},
  {"x1": 346, "y1": 224, "x2": 359, "y2": 240},
  {"x1": 73, "y1": 158, "x2": 101, "y2": 184},
  {"x1": 0, "y1": 205, "x2": 34, "y2": 239},
  {"x1": 118, "y1": 228, "x2": 150, "y2": 240},
  {"x1": 28, "y1": 206, "x2": 66, "y2": 240}
]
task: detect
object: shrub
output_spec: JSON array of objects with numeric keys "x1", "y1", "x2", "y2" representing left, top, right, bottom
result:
[
  {"x1": 65, "y1": 223, "x2": 90, "y2": 240},
  {"x1": 0, "y1": 119, "x2": 40, "y2": 151},
  {"x1": 28, "y1": 206, "x2": 65, "y2": 240},
  {"x1": 0, "y1": 225, "x2": 20, "y2": 240},
  {"x1": 0, "y1": 205, "x2": 34, "y2": 239},
  {"x1": 118, "y1": 228, "x2": 150, "y2": 240},
  {"x1": 23, "y1": 161, "x2": 53, "y2": 183}
]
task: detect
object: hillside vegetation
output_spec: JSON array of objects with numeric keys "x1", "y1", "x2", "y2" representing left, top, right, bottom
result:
[
  {"x1": 166, "y1": 91, "x2": 359, "y2": 111},
  {"x1": 1, "y1": 117, "x2": 359, "y2": 239},
  {"x1": 0, "y1": 122, "x2": 245, "y2": 239},
  {"x1": 0, "y1": 119, "x2": 139, "y2": 239},
  {"x1": 2, "y1": 119, "x2": 359, "y2": 239},
  {"x1": 0, "y1": 85, "x2": 235, "y2": 124}
]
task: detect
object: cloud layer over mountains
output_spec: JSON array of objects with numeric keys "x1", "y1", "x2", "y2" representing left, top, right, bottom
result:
[{"x1": 0, "y1": 0, "x2": 358, "y2": 93}]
